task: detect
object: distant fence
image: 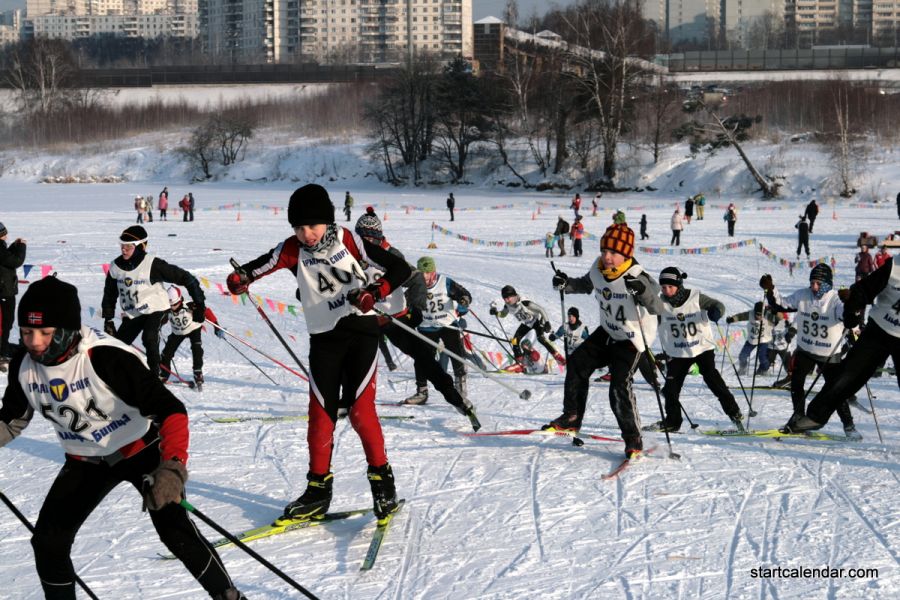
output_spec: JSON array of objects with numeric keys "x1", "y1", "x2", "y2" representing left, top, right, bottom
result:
[
  {"x1": 664, "y1": 47, "x2": 900, "y2": 71},
  {"x1": 0, "y1": 63, "x2": 403, "y2": 88}
]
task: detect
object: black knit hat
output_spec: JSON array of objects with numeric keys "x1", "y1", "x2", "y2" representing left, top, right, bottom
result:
[
  {"x1": 120, "y1": 225, "x2": 148, "y2": 244},
  {"x1": 501, "y1": 285, "x2": 517, "y2": 298},
  {"x1": 809, "y1": 263, "x2": 833, "y2": 285},
  {"x1": 659, "y1": 266, "x2": 687, "y2": 288},
  {"x1": 355, "y1": 206, "x2": 383, "y2": 240},
  {"x1": 18, "y1": 276, "x2": 81, "y2": 330},
  {"x1": 567, "y1": 306, "x2": 579, "y2": 318},
  {"x1": 288, "y1": 184, "x2": 335, "y2": 227}
]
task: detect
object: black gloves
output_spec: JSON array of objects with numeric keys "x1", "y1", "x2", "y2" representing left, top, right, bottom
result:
[
  {"x1": 548, "y1": 333, "x2": 557, "y2": 341},
  {"x1": 725, "y1": 316, "x2": 736, "y2": 324},
  {"x1": 843, "y1": 310, "x2": 863, "y2": 330},
  {"x1": 624, "y1": 277, "x2": 645, "y2": 295},
  {"x1": 707, "y1": 306, "x2": 722, "y2": 323},
  {"x1": 104, "y1": 320, "x2": 117, "y2": 337},
  {"x1": 552, "y1": 271, "x2": 569, "y2": 290},
  {"x1": 215, "y1": 327, "x2": 226, "y2": 339},
  {"x1": 785, "y1": 326, "x2": 796, "y2": 344},
  {"x1": 192, "y1": 305, "x2": 206, "y2": 323},
  {"x1": 489, "y1": 302, "x2": 498, "y2": 316},
  {"x1": 759, "y1": 274, "x2": 774, "y2": 292},
  {"x1": 542, "y1": 321, "x2": 551, "y2": 333}
]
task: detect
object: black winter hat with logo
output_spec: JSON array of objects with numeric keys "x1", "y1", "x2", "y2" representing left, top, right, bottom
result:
[
  {"x1": 288, "y1": 184, "x2": 335, "y2": 227},
  {"x1": 18, "y1": 276, "x2": 81, "y2": 330}
]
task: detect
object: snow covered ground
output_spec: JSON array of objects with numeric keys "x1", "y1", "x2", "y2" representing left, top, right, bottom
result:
[{"x1": 0, "y1": 177, "x2": 897, "y2": 599}]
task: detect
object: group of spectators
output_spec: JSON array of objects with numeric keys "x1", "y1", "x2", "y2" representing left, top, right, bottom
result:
[{"x1": 134, "y1": 187, "x2": 195, "y2": 223}]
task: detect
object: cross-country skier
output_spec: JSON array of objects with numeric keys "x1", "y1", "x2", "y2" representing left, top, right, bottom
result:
[
  {"x1": 759, "y1": 264, "x2": 884, "y2": 439},
  {"x1": 549, "y1": 306, "x2": 590, "y2": 352},
  {"x1": 546, "y1": 222, "x2": 664, "y2": 458},
  {"x1": 725, "y1": 301, "x2": 781, "y2": 376},
  {"x1": 353, "y1": 208, "x2": 477, "y2": 427},
  {"x1": 504, "y1": 338, "x2": 548, "y2": 374},
  {"x1": 490, "y1": 285, "x2": 565, "y2": 366},
  {"x1": 227, "y1": 184, "x2": 411, "y2": 524},
  {"x1": 413, "y1": 255, "x2": 472, "y2": 398},
  {"x1": 0, "y1": 276, "x2": 245, "y2": 600},
  {"x1": 160, "y1": 285, "x2": 225, "y2": 390},
  {"x1": 102, "y1": 225, "x2": 206, "y2": 379},
  {"x1": 645, "y1": 267, "x2": 744, "y2": 432}
]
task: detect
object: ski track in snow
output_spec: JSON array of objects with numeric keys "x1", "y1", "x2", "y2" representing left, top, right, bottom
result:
[{"x1": 0, "y1": 183, "x2": 898, "y2": 598}]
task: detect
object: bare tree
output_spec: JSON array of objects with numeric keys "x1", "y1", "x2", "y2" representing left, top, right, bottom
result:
[
  {"x1": 180, "y1": 121, "x2": 216, "y2": 180},
  {"x1": 3, "y1": 38, "x2": 79, "y2": 116},
  {"x1": 633, "y1": 75, "x2": 680, "y2": 164},
  {"x1": 211, "y1": 113, "x2": 255, "y2": 166},
  {"x1": 828, "y1": 80, "x2": 857, "y2": 197},
  {"x1": 559, "y1": 0, "x2": 655, "y2": 184}
]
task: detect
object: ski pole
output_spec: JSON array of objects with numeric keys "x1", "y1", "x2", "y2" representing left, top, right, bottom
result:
[
  {"x1": 719, "y1": 322, "x2": 730, "y2": 371},
  {"x1": 230, "y1": 258, "x2": 312, "y2": 380},
  {"x1": 459, "y1": 327, "x2": 515, "y2": 344},
  {"x1": 179, "y1": 500, "x2": 319, "y2": 600},
  {"x1": 715, "y1": 323, "x2": 758, "y2": 423},
  {"x1": 0, "y1": 491, "x2": 100, "y2": 600},
  {"x1": 373, "y1": 308, "x2": 532, "y2": 400},
  {"x1": 863, "y1": 381, "x2": 884, "y2": 444},
  {"x1": 550, "y1": 261, "x2": 569, "y2": 360},
  {"x1": 747, "y1": 294, "x2": 767, "y2": 419},
  {"x1": 132, "y1": 344, "x2": 195, "y2": 388},
  {"x1": 630, "y1": 292, "x2": 680, "y2": 460},
  {"x1": 493, "y1": 311, "x2": 516, "y2": 355},
  {"x1": 801, "y1": 329, "x2": 846, "y2": 403},
  {"x1": 222, "y1": 335, "x2": 279, "y2": 386},
  {"x1": 469, "y1": 309, "x2": 515, "y2": 358},
  {"x1": 206, "y1": 320, "x2": 308, "y2": 382}
]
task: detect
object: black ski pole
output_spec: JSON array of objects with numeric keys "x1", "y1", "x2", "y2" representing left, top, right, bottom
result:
[
  {"x1": 179, "y1": 500, "x2": 319, "y2": 600},
  {"x1": 801, "y1": 329, "x2": 846, "y2": 403},
  {"x1": 863, "y1": 381, "x2": 884, "y2": 444},
  {"x1": 630, "y1": 293, "x2": 680, "y2": 460},
  {"x1": 0, "y1": 491, "x2": 100, "y2": 600},
  {"x1": 230, "y1": 258, "x2": 312, "y2": 380},
  {"x1": 549, "y1": 261, "x2": 569, "y2": 360},
  {"x1": 469, "y1": 309, "x2": 516, "y2": 358},
  {"x1": 459, "y1": 327, "x2": 515, "y2": 344},
  {"x1": 715, "y1": 323, "x2": 758, "y2": 423},
  {"x1": 747, "y1": 294, "x2": 767, "y2": 419},
  {"x1": 223, "y1": 335, "x2": 279, "y2": 386}
]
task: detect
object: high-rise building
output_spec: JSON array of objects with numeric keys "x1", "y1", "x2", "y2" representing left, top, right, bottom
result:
[
  {"x1": 25, "y1": 0, "x2": 198, "y2": 39},
  {"x1": 200, "y1": 0, "x2": 473, "y2": 64}
]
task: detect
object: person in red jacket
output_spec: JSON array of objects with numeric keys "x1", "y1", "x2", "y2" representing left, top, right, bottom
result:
[
  {"x1": 158, "y1": 187, "x2": 169, "y2": 221},
  {"x1": 179, "y1": 195, "x2": 191, "y2": 222},
  {"x1": 570, "y1": 215, "x2": 585, "y2": 257},
  {"x1": 227, "y1": 184, "x2": 411, "y2": 525},
  {"x1": 875, "y1": 245, "x2": 892, "y2": 269},
  {"x1": 570, "y1": 193, "x2": 582, "y2": 218},
  {"x1": 0, "y1": 276, "x2": 245, "y2": 600}
]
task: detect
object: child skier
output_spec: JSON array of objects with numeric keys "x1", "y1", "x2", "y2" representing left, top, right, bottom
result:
[
  {"x1": 160, "y1": 285, "x2": 225, "y2": 390},
  {"x1": 490, "y1": 285, "x2": 565, "y2": 366},
  {"x1": 227, "y1": 184, "x2": 411, "y2": 524},
  {"x1": 549, "y1": 306, "x2": 590, "y2": 353},
  {"x1": 725, "y1": 301, "x2": 781, "y2": 376}
]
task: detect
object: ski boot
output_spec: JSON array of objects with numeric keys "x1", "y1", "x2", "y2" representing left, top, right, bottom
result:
[
  {"x1": 541, "y1": 412, "x2": 582, "y2": 433},
  {"x1": 771, "y1": 375, "x2": 791, "y2": 389},
  {"x1": 193, "y1": 370, "x2": 204, "y2": 391},
  {"x1": 779, "y1": 412, "x2": 804, "y2": 434},
  {"x1": 843, "y1": 423, "x2": 862, "y2": 441},
  {"x1": 159, "y1": 372, "x2": 169, "y2": 384},
  {"x1": 403, "y1": 384, "x2": 428, "y2": 405},
  {"x1": 451, "y1": 395, "x2": 481, "y2": 432},
  {"x1": 642, "y1": 420, "x2": 680, "y2": 433},
  {"x1": 729, "y1": 413, "x2": 746, "y2": 432},
  {"x1": 624, "y1": 436, "x2": 644, "y2": 459},
  {"x1": 737, "y1": 364, "x2": 748, "y2": 377},
  {"x1": 278, "y1": 472, "x2": 333, "y2": 524},
  {"x1": 755, "y1": 366, "x2": 770, "y2": 376},
  {"x1": 367, "y1": 463, "x2": 399, "y2": 523}
]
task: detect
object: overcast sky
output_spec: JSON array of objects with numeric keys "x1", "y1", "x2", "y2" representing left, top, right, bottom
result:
[{"x1": 0, "y1": 0, "x2": 574, "y2": 24}]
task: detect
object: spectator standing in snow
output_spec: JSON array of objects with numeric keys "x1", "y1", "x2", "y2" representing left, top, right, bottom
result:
[
  {"x1": 725, "y1": 203, "x2": 737, "y2": 237},
  {"x1": 446, "y1": 193, "x2": 455, "y2": 221},
  {"x1": 144, "y1": 195, "x2": 154, "y2": 222},
  {"x1": 592, "y1": 192, "x2": 600, "y2": 216},
  {"x1": 570, "y1": 193, "x2": 582, "y2": 218},
  {"x1": 344, "y1": 191, "x2": 354, "y2": 222},
  {"x1": 804, "y1": 199, "x2": 819, "y2": 233},
  {"x1": 855, "y1": 245, "x2": 876, "y2": 281},
  {"x1": 670, "y1": 207, "x2": 684, "y2": 246},
  {"x1": 875, "y1": 245, "x2": 892, "y2": 269},
  {"x1": 684, "y1": 196, "x2": 694, "y2": 224},
  {"x1": 640, "y1": 214, "x2": 649, "y2": 240},
  {"x1": 0, "y1": 223, "x2": 26, "y2": 369},
  {"x1": 188, "y1": 193, "x2": 195, "y2": 221},
  {"x1": 554, "y1": 216, "x2": 569, "y2": 256},
  {"x1": 570, "y1": 215, "x2": 585, "y2": 257},
  {"x1": 158, "y1": 189, "x2": 168, "y2": 220},
  {"x1": 796, "y1": 215, "x2": 810, "y2": 259},
  {"x1": 179, "y1": 195, "x2": 190, "y2": 222},
  {"x1": 544, "y1": 232, "x2": 556, "y2": 258},
  {"x1": 694, "y1": 193, "x2": 706, "y2": 220},
  {"x1": 134, "y1": 196, "x2": 145, "y2": 224}
]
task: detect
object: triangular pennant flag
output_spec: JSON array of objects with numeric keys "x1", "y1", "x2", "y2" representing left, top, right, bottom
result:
[
  {"x1": 287, "y1": 305, "x2": 297, "y2": 316},
  {"x1": 88, "y1": 307, "x2": 96, "y2": 318},
  {"x1": 277, "y1": 301, "x2": 286, "y2": 314},
  {"x1": 41, "y1": 265, "x2": 53, "y2": 278},
  {"x1": 23, "y1": 264, "x2": 33, "y2": 279},
  {"x1": 266, "y1": 298, "x2": 276, "y2": 311},
  {"x1": 231, "y1": 293, "x2": 239, "y2": 305},
  {"x1": 216, "y1": 283, "x2": 226, "y2": 295},
  {"x1": 200, "y1": 276, "x2": 210, "y2": 288},
  {"x1": 102, "y1": 264, "x2": 110, "y2": 275}
]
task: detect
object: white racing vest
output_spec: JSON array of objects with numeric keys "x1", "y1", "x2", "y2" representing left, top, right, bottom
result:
[
  {"x1": 365, "y1": 260, "x2": 406, "y2": 316},
  {"x1": 658, "y1": 290, "x2": 714, "y2": 358},
  {"x1": 168, "y1": 305, "x2": 202, "y2": 336},
  {"x1": 565, "y1": 322, "x2": 590, "y2": 351},
  {"x1": 508, "y1": 299, "x2": 539, "y2": 327},
  {"x1": 108, "y1": 255, "x2": 170, "y2": 318},
  {"x1": 868, "y1": 260, "x2": 900, "y2": 338},
  {"x1": 589, "y1": 260, "x2": 657, "y2": 352},
  {"x1": 421, "y1": 274, "x2": 457, "y2": 329},
  {"x1": 18, "y1": 327, "x2": 151, "y2": 457},
  {"x1": 746, "y1": 314, "x2": 774, "y2": 345},
  {"x1": 782, "y1": 288, "x2": 844, "y2": 357},
  {"x1": 296, "y1": 229, "x2": 371, "y2": 335}
]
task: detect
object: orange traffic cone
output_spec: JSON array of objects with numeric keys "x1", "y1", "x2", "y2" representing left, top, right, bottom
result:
[
  {"x1": 531, "y1": 211, "x2": 536, "y2": 220},
  {"x1": 237, "y1": 211, "x2": 242, "y2": 222}
]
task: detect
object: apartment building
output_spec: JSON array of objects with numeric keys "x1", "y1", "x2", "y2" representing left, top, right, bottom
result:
[
  {"x1": 200, "y1": 0, "x2": 472, "y2": 64},
  {"x1": 25, "y1": 0, "x2": 198, "y2": 39}
]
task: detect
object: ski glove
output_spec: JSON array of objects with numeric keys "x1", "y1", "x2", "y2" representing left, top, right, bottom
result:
[
  {"x1": 541, "y1": 321, "x2": 552, "y2": 333},
  {"x1": 624, "y1": 277, "x2": 645, "y2": 296},
  {"x1": 725, "y1": 316, "x2": 736, "y2": 324},
  {"x1": 457, "y1": 317, "x2": 468, "y2": 330},
  {"x1": 192, "y1": 305, "x2": 206, "y2": 323},
  {"x1": 548, "y1": 333, "x2": 557, "y2": 341},
  {"x1": 348, "y1": 284, "x2": 383, "y2": 313},
  {"x1": 785, "y1": 327, "x2": 796, "y2": 344},
  {"x1": 759, "y1": 274, "x2": 774, "y2": 291},
  {"x1": 552, "y1": 271, "x2": 569, "y2": 290},
  {"x1": 142, "y1": 459, "x2": 187, "y2": 511},
  {"x1": 103, "y1": 320, "x2": 117, "y2": 337},
  {"x1": 489, "y1": 306, "x2": 498, "y2": 316},
  {"x1": 707, "y1": 306, "x2": 722, "y2": 323},
  {"x1": 226, "y1": 271, "x2": 250, "y2": 295},
  {"x1": 215, "y1": 327, "x2": 226, "y2": 339}
]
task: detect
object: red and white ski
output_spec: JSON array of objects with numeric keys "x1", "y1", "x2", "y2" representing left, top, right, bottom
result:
[{"x1": 602, "y1": 445, "x2": 657, "y2": 480}]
